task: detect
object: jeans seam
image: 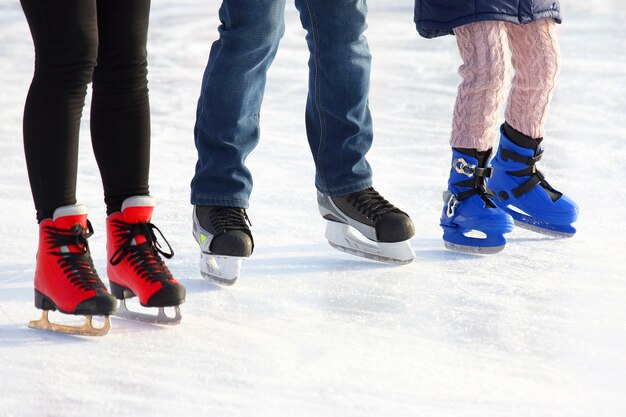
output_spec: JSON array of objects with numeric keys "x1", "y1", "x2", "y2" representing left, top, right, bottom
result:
[
  {"x1": 197, "y1": 6, "x2": 229, "y2": 125},
  {"x1": 302, "y1": 0, "x2": 327, "y2": 191}
]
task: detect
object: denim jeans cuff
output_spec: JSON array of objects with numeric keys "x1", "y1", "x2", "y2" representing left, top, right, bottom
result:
[
  {"x1": 316, "y1": 178, "x2": 373, "y2": 197},
  {"x1": 190, "y1": 195, "x2": 249, "y2": 209}
]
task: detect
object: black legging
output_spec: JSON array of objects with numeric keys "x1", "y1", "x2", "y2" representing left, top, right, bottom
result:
[{"x1": 21, "y1": 0, "x2": 151, "y2": 222}]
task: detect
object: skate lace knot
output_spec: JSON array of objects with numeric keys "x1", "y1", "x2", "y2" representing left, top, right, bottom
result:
[
  {"x1": 347, "y1": 188, "x2": 402, "y2": 221},
  {"x1": 209, "y1": 207, "x2": 251, "y2": 235},
  {"x1": 109, "y1": 220, "x2": 174, "y2": 284},
  {"x1": 45, "y1": 222, "x2": 105, "y2": 291}
]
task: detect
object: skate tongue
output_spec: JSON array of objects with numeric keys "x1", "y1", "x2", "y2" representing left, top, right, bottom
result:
[
  {"x1": 49, "y1": 205, "x2": 91, "y2": 254},
  {"x1": 52, "y1": 204, "x2": 89, "y2": 230},
  {"x1": 121, "y1": 196, "x2": 155, "y2": 224},
  {"x1": 120, "y1": 196, "x2": 156, "y2": 245},
  {"x1": 131, "y1": 235, "x2": 147, "y2": 245}
]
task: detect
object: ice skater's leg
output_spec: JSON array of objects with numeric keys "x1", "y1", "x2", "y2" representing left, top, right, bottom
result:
[
  {"x1": 504, "y1": 19, "x2": 560, "y2": 139},
  {"x1": 295, "y1": 0, "x2": 373, "y2": 195},
  {"x1": 20, "y1": 0, "x2": 98, "y2": 222},
  {"x1": 441, "y1": 21, "x2": 514, "y2": 253},
  {"x1": 191, "y1": 0, "x2": 287, "y2": 208},
  {"x1": 489, "y1": 20, "x2": 577, "y2": 237},
  {"x1": 91, "y1": 0, "x2": 152, "y2": 215},
  {"x1": 451, "y1": 21, "x2": 508, "y2": 151}
]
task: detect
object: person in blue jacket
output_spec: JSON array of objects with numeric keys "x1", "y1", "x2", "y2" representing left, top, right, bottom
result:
[{"x1": 414, "y1": 0, "x2": 578, "y2": 254}]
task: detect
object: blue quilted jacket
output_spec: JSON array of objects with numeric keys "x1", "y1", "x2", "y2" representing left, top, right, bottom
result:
[{"x1": 414, "y1": 0, "x2": 562, "y2": 38}]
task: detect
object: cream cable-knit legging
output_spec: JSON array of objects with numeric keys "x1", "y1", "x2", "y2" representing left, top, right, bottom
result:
[{"x1": 450, "y1": 19, "x2": 560, "y2": 151}]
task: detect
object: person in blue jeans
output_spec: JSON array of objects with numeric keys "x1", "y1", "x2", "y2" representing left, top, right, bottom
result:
[{"x1": 191, "y1": 0, "x2": 416, "y2": 285}]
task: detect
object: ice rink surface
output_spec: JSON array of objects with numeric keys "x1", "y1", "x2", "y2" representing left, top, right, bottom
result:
[{"x1": 1, "y1": 1, "x2": 625, "y2": 416}]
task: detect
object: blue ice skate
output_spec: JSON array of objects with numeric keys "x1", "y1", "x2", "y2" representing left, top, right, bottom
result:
[
  {"x1": 441, "y1": 148, "x2": 514, "y2": 254},
  {"x1": 489, "y1": 124, "x2": 578, "y2": 238}
]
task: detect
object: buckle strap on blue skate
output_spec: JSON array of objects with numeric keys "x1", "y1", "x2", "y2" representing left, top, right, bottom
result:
[
  {"x1": 456, "y1": 186, "x2": 497, "y2": 203},
  {"x1": 501, "y1": 147, "x2": 561, "y2": 201},
  {"x1": 509, "y1": 168, "x2": 563, "y2": 201},
  {"x1": 455, "y1": 167, "x2": 492, "y2": 185},
  {"x1": 500, "y1": 148, "x2": 543, "y2": 166},
  {"x1": 473, "y1": 167, "x2": 493, "y2": 177},
  {"x1": 453, "y1": 165, "x2": 496, "y2": 206}
]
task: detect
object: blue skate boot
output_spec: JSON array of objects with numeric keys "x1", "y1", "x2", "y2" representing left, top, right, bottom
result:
[
  {"x1": 441, "y1": 148, "x2": 514, "y2": 254},
  {"x1": 489, "y1": 123, "x2": 578, "y2": 237}
]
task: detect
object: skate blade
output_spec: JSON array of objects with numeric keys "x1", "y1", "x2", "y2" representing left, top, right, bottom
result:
[
  {"x1": 502, "y1": 207, "x2": 576, "y2": 238},
  {"x1": 442, "y1": 226, "x2": 508, "y2": 255},
  {"x1": 28, "y1": 310, "x2": 110, "y2": 336},
  {"x1": 443, "y1": 241, "x2": 505, "y2": 255},
  {"x1": 513, "y1": 219, "x2": 576, "y2": 238},
  {"x1": 114, "y1": 299, "x2": 181, "y2": 325},
  {"x1": 325, "y1": 222, "x2": 414, "y2": 265},
  {"x1": 199, "y1": 253, "x2": 244, "y2": 286}
]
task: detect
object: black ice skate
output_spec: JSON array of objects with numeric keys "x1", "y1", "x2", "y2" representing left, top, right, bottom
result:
[
  {"x1": 192, "y1": 205, "x2": 254, "y2": 285},
  {"x1": 317, "y1": 187, "x2": 415, "y2": 264}
]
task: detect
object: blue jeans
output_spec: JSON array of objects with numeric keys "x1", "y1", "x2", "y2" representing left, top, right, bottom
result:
[{"x1": 191, "y1": 0, "x2": 374, "y2": 208}]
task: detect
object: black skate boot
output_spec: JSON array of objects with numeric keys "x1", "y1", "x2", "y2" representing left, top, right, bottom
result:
[
  {"x1": 192, "y1": 205, "x2": 254, "y2": 285},
  {"x1": 317, "y1": 187, "x2": 415, "y2": 264}
]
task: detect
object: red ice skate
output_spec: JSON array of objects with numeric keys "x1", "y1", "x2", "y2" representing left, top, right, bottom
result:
[
  {"x1": 28, "y1": 204, "x2": 116, "y2": 336},
  {"x1": 107, "y1": 196, "x2": 185, "y2": 324}
]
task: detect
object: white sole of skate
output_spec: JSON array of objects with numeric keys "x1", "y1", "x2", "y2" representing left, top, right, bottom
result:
[
  {"x1": 199, "y1": 252, "x2": 245, "y2": 286},
  {"x1": 325, "y1": 221, "x2": 414, "y2": 265}
]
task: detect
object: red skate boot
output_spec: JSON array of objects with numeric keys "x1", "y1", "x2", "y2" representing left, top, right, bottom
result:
[
  {"x1": 107, "y1": 196, "x2": 185, "y2": 324},
  {"x1": 28, "y1": 204, "x2": 116, "y2": 336}
]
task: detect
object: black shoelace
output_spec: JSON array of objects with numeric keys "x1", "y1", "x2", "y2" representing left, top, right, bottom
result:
[
  {"x1": 347, "y1": 188, "x2": 404, "y2": 221},
  {"x1": 45, "y1": 222, "x2": 105, "y2": 291},
  {"x1": 207, "y1": 207, "x2": 251, "y2": 235},
  {"x1": 109, "y1": 220, "x2": 174, "y2": 284}
]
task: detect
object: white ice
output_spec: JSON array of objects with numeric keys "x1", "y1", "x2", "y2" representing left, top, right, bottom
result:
[{"x1": 1, "y1": 1, "x2": 625, "y2": 416}]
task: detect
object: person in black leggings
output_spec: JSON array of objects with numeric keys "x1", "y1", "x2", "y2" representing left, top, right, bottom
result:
[
  {"x1": 21, "y1": 0, "x2": 185, "y2": 335},
  {"x1": 22, "y1": 0, "x2": 150, "y2": 219}
]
